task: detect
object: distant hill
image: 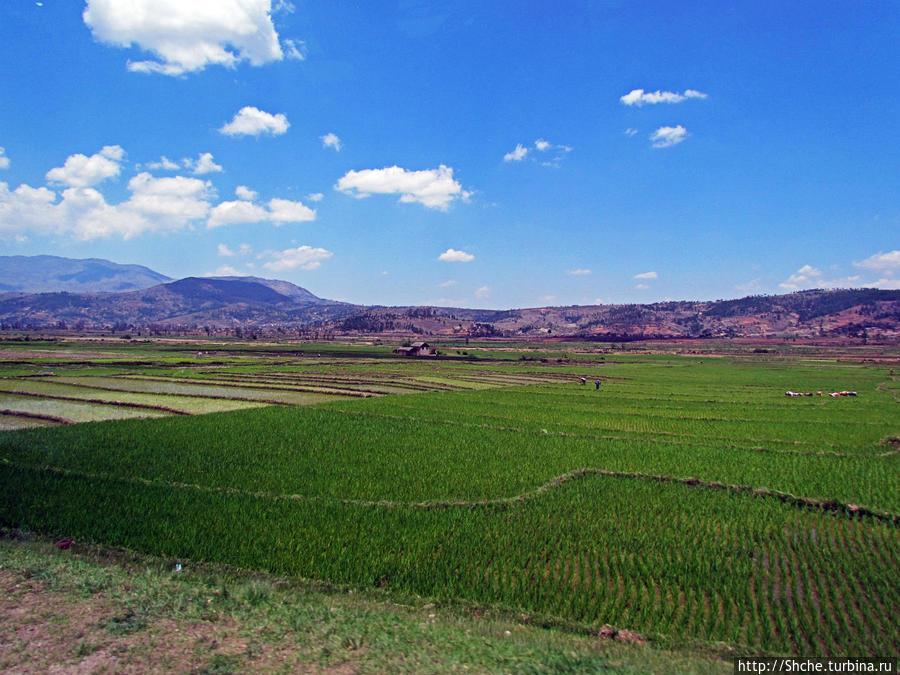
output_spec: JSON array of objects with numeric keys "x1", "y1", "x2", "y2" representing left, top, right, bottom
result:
[
  {"x1": 0, "y1": 255, "x2": 171, "y2": 294},
  {"x1": 0, "y1": 257, "x2": 897, "y2": 340},
  {"x1": 0, "y1": 274, "x2": 355, "y2": 330}
]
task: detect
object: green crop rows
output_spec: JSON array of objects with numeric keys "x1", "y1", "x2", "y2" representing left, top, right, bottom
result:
[{"x1": 0, "y1": 339, "x2": 897, "y2": 657}]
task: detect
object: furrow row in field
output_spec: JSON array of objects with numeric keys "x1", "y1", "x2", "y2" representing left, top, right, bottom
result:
[{"x1": 40, "y1": 376, "x2": 352, "y2": 406}]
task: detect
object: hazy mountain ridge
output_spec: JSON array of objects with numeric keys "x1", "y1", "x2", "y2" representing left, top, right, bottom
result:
[
  {"x1": 0, "y1": 255, "x2": 171, "y2": 293},
  {"x1": 1, "y1": 256, "x2": 897, "y2": 338}
]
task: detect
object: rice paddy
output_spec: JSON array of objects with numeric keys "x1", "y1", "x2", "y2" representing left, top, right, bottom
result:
[{"x1": 0, "y1": 337, "x2": 897, "y2": 658}]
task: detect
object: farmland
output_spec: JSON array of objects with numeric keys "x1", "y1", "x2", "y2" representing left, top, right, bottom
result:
[{"x1": 0, "y1": 337, "x2": 898, "y2": 664}]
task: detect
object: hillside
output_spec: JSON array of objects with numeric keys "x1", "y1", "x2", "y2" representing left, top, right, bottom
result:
[
  {"x1": 1, "y1": 278, "x2": 897, "y2": 340},
  {"x1": 0, "y1": 255, "x2": 170, "y2": 294}
]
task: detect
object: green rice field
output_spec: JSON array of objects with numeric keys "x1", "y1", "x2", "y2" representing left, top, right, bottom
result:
[{"x1": 1, "y1": 337, "x2": 897, "y2": 659}]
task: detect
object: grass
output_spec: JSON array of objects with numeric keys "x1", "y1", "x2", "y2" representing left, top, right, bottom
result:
[{"x1": 0, "y1": 531, "x2": 732, "y2": 673}]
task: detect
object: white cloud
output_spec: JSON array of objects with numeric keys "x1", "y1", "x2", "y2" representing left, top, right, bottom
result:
[
  {"x1": 336, "y1": 165, "x2": 464, "y2": 210},
  {"x1": 211, "y1": 265, "x2": 241, "y2": 276},
  {"x1": 146, "y1": 156, "x2": 180, "y2": 171},
  {"x1": 650, "y1": 126, "x2": 688, "y2": 148},
  {"x1": 282, "y1": 38, "x2": 305, "y2": 61},
  {"x1": 777, "y1": 265, "x2": 866, "y2": 291},
  {"x1": 504, "y1": 144, "x2": 529, "y2": 162},
  {"x1": 735, "y1": 279, "x2": 761, "y2": 293},
  {"x1": 188, "y1": 152, "x2": 223, "y2": 175},
  {"x1": 83, "y1": 0, "x2": 286, "y2": 76},
  {"x1": 634, "y1": 271, "x2": 658, "y2": 279},
  {"x1": 780, "y1": 264, "x2": 821, "y2": 290},
  {"x1": 267, "y1": 198, "x2": 316, "y2": 223},
  {"x1": 873, "y1": 278, "x2": 900, "y2": 289},
  {"x1": 0, "y1": 182, "x2": 62, "y2": 238},
  {"x1": 0, "y1": 148, "x2": 9, "y2": 170},
  {"x1": 321, "y1": 132, "x2": 342, "y2": 151},
  {"x1": 218, "y1": 243, "x2": 235, "y2": 257},
  {"x1": 235, "y1": 185, "x2": 258, "y2": 201},
  {"x1": 620, "y1": 89, "x2": 708, "y2": 106},
  {"x1": 567, "y1": 268, "x2": 591, "y2": 276},
  {"x1": 438, "y1": 248, "x2": 474, "y2": 263},
  {"x1": 439, "y1": 279, "x2": 458, "y2": 287},
  {"x1": 635, "y1": 283, "x2": 650, "y2": 290},
  {"x1": 207, "y1": 200, "x2": 269, "y2": 228},
  {"x1": 239, "y1": 243, "x2": 253, "y2": 255},
  {"x1": 538, "y1": 294, "x2": 556, "y2": 304},
  {"x1": 45, "y1": 145, "x2": 125, "y2": 188},
  {"x1": 219, "y1": 106, "x2": 289, "y2": 137},
  {"x1": 306, "y1": 192, "x2": 324, "y2": 202},
  {"x1": 506, "y1": 140, "x2": 571, "y2": 166},
  {"x1": 262, "y1": 245, "x2": 333, "y2": 272},
  {"x1": 474, "y1": 285, "x2": 491, "y2": 299},
  {"x1": 854, "y1": 250, "x2": 900, "y2": 271},
  {"x1": 624, "y1": 128, "x2": 638, "y2": 137}
]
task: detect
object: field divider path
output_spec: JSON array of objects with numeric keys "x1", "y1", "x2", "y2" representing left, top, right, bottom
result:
[
  {"x1": 3, "y1": 456, "x2": 897, "y2": 526},
  {"x1": 111, "y1": 375, "x2": 377, "y2": 398}
]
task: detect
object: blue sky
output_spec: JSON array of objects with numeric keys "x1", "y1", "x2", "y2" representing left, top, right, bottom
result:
[{"x1": 1, "y1": 0, "x2": 898, "y2": 308}]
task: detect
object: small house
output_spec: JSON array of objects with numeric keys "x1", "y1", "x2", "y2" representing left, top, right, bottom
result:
[{"x1": 393, "y1": 341, "x2": 436, "y2": 357}]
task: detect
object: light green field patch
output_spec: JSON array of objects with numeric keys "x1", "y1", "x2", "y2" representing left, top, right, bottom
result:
[
  {"x1": 0, "y1": 393, "x2": 171, "y2": 424},
  {"x1": 50, "y1": 376, "x2": 345, "y2": 407},
  {"x1": 0, "y1": 378, "x2": 271, "y2": 415},
  {"x1": 413, "y1": 376, "x2": 492, "y2": 389},
  {"x1": 0, "y1": 413, "x2": 59, "y2": 430}
]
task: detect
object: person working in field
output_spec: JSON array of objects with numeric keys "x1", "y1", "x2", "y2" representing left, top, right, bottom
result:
[{"x1": 595, "y1": 380, "x2": 601, "y2": 390}]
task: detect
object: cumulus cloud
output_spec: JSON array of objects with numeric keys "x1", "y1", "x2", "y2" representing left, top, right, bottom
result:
[
  {"x1": 187, "y1": 152, "x2": 223, "y2": 175},
  {"x1": 650, "y1": 126, "x2": 688, "y2": 148},
  {"x1": 781, "y1": 263, "x2": 869, "y2": 290},
  {"x1": 620, "y1": 88, "x2": 708, "y2": 106},
  {"x1": 634, "y1": 271, "x2": 658, "y2": 279},
  {"x1": 0, "y1": 148, "x2": 9, "y2": 170},
  {"x1": 0, "y1": 145, "x2": 316, "y2": 241},
  {"x1": 235, "y1": 185, "x2": 258, "y2": 201},
  {"x1": 267, "y1": 197, "x2": 315, "y2": 223},
  {"x1": 146, "y1": 156, "x2": 180, "y2": 171},
  {"x1": 438, "y1": 248, "x2": 474, "y2": 263},
  {"x1": 503, "y1": 144, "x2": 529, "y2": 162},
  {"x1": 218, "y1": 243, "x2": 235, "y2": 257},
  {"x1": 1, "y1": 167, "x2": 214, "y2": 241},
  {"x1": 854, "y1": 250, "x2": 900, "y2": 271},
  {"x1": 624, "y1": 128, "x2": 639, "y2": 137},
  {"x1": 474, "y1": 285, "x2": 491, "y2": 299},
  {"x1": 211, "y1": 265, "x2": 241, "y2": 276},
  {"x1": 779, "y1": 264, "x2": 821, "y2": 290},
  {"x1": 439, "y1": 279, "x2": 457, "y2": 287},
  {"x1": 335, "y1": 165, "x2": 464, "y2": 210},
  {"x1": 306, "y1": 192, "x2": 324, "y2": 202},
  {"x1": 321, "y1": 133, "x2": 342, "y2": 151},
  {"x1": 262, "y1": 245, "x2": 333, "y2": 272},
  {"x1": 45, "y1": 145, "x2": 125, "y2": 188},
  {"x1": 219, "y1": 106, "x2": 289, "y2": 137},
  {"x1": 873, "y1": 278, "x2": 900, "y2": 289},
  {"x1": 83, "y1": 0, "x2": 287, "y2": 76},
  {"x1": 207, "y1": 200, "x2": 269, "y2": 228},
  {"x1": 207, "y1": 196, "x2": 314, "y2": 228},
  {"x1": 567, "y1": 268, "x2": 591, "y2": 276}
]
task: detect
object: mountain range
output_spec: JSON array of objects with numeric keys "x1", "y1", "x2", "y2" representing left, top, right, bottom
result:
[{"x1": 1, "y1": 256, "x2": 898, "y2": 340}]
